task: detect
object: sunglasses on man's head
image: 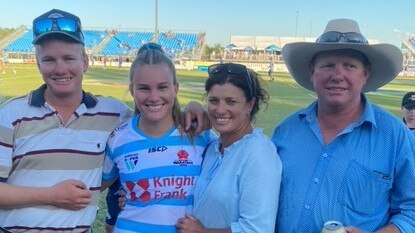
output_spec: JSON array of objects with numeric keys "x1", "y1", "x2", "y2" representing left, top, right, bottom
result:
[
  {"x1": 208, "y1": 63, "x2": 256, "y2": 98},
  {"x1": 316, "y1": 31, "x2": 369, "y2": 44},
  {"x1": 33, "y1": 17, "x2": 80, "y2": 37}
]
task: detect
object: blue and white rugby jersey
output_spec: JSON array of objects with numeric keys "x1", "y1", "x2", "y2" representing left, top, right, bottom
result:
[{"x1": 103, "y1": 114, "x2": 215, "y2": 233}]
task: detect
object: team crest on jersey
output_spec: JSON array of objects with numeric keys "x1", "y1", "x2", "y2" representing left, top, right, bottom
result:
[
  {"x1": 173, "y1": 150, "x2": 193, "y2": 165},
  {"x1": 124, "y1": 153, "x2": 139, "y2": 171}
]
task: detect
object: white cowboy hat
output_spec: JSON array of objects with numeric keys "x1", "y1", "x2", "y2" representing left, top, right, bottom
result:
[{"x1": 282, "y1": 18, "x2": 403, "y2": 93}]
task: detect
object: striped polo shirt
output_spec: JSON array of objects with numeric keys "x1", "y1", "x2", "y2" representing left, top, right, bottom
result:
[{"x1": 0, "y1": 85, "x2": 132, "y2": 233}]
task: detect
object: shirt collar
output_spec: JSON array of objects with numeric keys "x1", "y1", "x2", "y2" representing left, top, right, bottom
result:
[
  {"x1": 298, "y1": 94, "x2": 377, "y2": 128},
  {"x1": 28, "y1": 84, "x2": 98, "y2": 108}
]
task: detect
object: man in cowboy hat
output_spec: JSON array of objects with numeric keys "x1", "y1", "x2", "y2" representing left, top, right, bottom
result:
[{"x1": 272, "y1": 19, "x2": 415, "y2": 232}]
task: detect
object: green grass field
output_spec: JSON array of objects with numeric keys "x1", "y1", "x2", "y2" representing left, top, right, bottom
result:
[
  {"x1": 1, "y1": 64, "x2": 414, "y2": 232},
  {"x1": 1, "y1": 63, "x2": 413, "y2": 135}
]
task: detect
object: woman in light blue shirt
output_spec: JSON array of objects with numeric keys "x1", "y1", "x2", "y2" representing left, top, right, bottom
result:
[{"x1": 177, "y1": 63, "x2": 282, "y2": 233}]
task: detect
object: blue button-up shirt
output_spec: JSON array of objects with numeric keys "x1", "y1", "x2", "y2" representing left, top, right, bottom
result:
[
  {"x1": 272, "y1": 96, "x2": 415, "y2": 233},
  {"x1": 194, "y1": 128, "x2": 282, "y2": 232}
]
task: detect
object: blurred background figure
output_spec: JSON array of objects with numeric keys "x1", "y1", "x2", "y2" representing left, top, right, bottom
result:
[
  {"x1": 1, "y1": 49, "x2": 16, "y2": 74},
  {"x1": 268, "y1": 57, "x2": 274, "y2": 81},
  {"x1": 401, "y1": 91, "x2": 415, "y2": 136}
]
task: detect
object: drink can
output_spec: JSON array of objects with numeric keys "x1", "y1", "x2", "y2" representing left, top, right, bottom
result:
[{"x1": 321, "y1": 221, "x2": 346, "y2": 233}]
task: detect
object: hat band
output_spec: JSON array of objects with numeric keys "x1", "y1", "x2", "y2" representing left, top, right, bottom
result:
[
  {"x1": 33, "y1": 17, "x2": 83, "y2": 41},
  {"x1": 316, "y1": 31, "x2": 368, "y2": 44}
]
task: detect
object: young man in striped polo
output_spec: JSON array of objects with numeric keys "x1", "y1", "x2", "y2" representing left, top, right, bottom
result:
[{"x1": 0, "y1": 9, "x2": 132, "y2": 233}]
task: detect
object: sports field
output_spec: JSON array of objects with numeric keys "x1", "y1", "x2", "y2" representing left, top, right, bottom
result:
[
  {"x1": 0, "y1": 63, "x2": 414, "y2": 232},
  {"x1": 0, "y1": 63, "x2": 413, "y2": 135}
]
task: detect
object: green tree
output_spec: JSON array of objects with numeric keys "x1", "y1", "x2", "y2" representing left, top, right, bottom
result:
[
  {"x1": 0, "y1": 27, "x2": 16, "y2": 41},
  {"x1": 203, "y1": 43, "x2": 224, "y2": 60}
]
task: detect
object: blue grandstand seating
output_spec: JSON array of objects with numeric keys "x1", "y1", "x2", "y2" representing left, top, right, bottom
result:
[
  {"x1": 92, "y1": 31, "x2": 199, "y2": 56},
  {"x1": 83, "y1": 30, "x2": 108, "y2": 48},
  {"x1": 4, "y1": 28, "x2": 200, "y2": 58},
  {"x1": 158, "y1": 32, "x2": 197, "y2": 52},
  {"x1": 5, "y1": 29, "x2": 108, "y2": 52},
  {"x1": 101, "y1": 31, "x2": 154, "y2": 55},
  {"x1": 5, "y1": 30, "x2": 34, "y2": 53}
]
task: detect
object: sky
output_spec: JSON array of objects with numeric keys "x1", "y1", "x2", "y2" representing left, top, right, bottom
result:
[{"x1": 1, "y1": 0, "x2": 415, "y2": 48}]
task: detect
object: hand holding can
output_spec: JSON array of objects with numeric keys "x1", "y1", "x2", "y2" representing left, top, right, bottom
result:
[{"x1": 321, "y1": 221, "x2": 346, "y2": 233}]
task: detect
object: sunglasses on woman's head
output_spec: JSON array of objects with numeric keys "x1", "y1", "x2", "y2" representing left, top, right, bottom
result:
[{"x1": 208, "y1": 63, "x2": 256, "y2": 98}]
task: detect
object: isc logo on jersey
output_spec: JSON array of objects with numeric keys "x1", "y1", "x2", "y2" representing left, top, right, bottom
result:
[{"x1": 148, "y1": 145, "x2": 167, "y2": 153}]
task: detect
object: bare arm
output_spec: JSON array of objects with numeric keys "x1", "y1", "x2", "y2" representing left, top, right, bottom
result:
[
  {"x1": 0, "y1": 179, "x2": 92, "y2": 210},
  {"x1": 375, "y1": 224, "x2": 400, "y2": 233},
  {"x1": 176, "y1": 215, "x2": 231, "y2": 233},
  {"x1": 183, "y1": 101, "x2": 211, "y2": 134},
  {"x1": 101, "y1": 178, "x2": 117, "y2": 192},
  {"x1": 117, "y1": 188, "x2": 126, "y2": 210}
]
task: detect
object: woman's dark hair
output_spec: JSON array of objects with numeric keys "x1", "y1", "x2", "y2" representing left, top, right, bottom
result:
[{"x1": 205, "y1": 63, "x2": 269, "y2": 121}]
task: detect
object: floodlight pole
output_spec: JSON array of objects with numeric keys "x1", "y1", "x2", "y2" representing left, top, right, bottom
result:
[
  {"x1": 295, "y1": 10, "x2": 299, "y2": 38},
  {"x1": 154, "y1": 0, "x2": 159, "y2": 43},
  {"x1": 309, "y1": 21, "x2": 312, "y2": 37}
]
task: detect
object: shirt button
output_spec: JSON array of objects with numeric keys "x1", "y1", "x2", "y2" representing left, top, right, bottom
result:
[
  {"x1": 323, "y1": 153, "x2": 328, "y2": 158},
  {"x1": 304, "y1": 205, "x2": 310, "y2": 209},
  {"x1": 314, "y1": 178, "x2": 319, "y2": 183}
]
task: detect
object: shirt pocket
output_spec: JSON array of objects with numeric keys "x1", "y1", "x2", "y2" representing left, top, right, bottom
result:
[
  {"x1": 72, "y1": 131, "x2": 109, "y2": 153},
  {"x1": 338, "y1": 160, "x2": 392, "y2": 215}
]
